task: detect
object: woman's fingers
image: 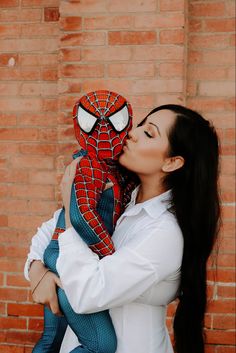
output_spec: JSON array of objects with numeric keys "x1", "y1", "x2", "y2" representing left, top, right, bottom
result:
[
  {"x1": 55, "y1": 276, "x2": 63, "y2": 289},
  {"x1": 60, "y1": 157, "x2": 82, "y2": 191},
  {"x1": 32, "y1": 272, "x2": 63, "y2": 316}
]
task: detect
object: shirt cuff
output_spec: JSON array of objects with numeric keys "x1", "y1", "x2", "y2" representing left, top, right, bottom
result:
[{"x1": 24, "y1": 257, "x2": 44, "y2": 281}]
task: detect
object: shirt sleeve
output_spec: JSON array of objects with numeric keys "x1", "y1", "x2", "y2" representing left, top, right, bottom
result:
[
  {"x1": 56, "y1": 218, "x2": 183, "y2": 314},
  {"x1": 24, "y1": 209, "x2": 61, "y2": 280}
]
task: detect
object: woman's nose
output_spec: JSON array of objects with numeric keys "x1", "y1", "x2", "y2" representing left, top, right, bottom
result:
[{"x1": 128, "y1": 128, "x2": 138, "y2": 142}]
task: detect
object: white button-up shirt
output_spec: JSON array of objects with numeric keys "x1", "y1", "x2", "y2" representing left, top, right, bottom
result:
[{"x1": 25, "y1": 188, "x2": 183, "y2": 353}]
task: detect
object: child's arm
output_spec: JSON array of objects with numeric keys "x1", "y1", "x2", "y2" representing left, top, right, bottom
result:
[{"x1": 70, "y1": 156, "x2": 115, "y2": 257}]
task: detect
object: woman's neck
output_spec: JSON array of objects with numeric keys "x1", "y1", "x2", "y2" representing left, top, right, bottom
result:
[{"x1": 136, "y1": 175, "x2": 166, "y2": 204}]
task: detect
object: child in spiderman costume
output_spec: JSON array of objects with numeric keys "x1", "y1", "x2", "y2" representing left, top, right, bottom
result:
[{"x1": 32, "y1": 90, "x2": 135, "y2": 353}]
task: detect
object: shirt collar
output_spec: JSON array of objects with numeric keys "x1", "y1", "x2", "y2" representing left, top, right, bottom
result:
[{"x1": 123, "y1": 186, "x2": 172, "y2": 220}]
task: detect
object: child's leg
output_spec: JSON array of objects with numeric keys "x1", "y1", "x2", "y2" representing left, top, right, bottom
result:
[
  {"x1": 58, "y1": 288, "x2": 117, "y2": 353},
  {"x1": 32, "y1": 306, "x2": 68, "y2": 353}
]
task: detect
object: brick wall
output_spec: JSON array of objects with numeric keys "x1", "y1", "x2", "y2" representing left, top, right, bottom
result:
[
  {"x1": 0, "y1": 0, "x2": 235, "y2": 351},
  {"x1": 186, "y1": 1, "x2": 235, "y2": 351}
]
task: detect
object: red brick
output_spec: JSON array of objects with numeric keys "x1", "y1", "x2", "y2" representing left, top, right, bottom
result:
[
  {"x1": 18, "y1": 112, "x2": 57, "y2": 126},
  {"x1": 108, "y1": 62, "x2": 155, "y2": 78},
  {"x1": 19, "y1": 53, "x2": 57, "y2": 67},
  {"x1": 84, "y1": 15, "x2": 134, "y2": 30},
  {"x1": 0, "y1": 83, "x2": 19, "y2": 96},
  {"x1": 0, "y1": 9, "x2": 42, "y2": 22},
  {"x1": 205, "y1": 47, "x2": 235, "y2": 68},
  {"x1": 60, "y1": 48, "x2": 81, "y2": 62},
  {"x1": 159, "y1": 29, "x2": 184, "y2": 44},
  {"x1": 221, "y1": 156, "x2": 235, "y2": 175},
  {"x1": 206, "y1": 329, "x2": 235, "y2": 345},
  {"x1": 0, "y1": 38, "x2": 57, "y2": 52},
  {"x1": 0, "y1": 0, "x2": 19, "y2": 7},
  {"x1": 225, "y1": 1, "x2": 235, "y2": 16},
  {"x1": 132, "y1": 45, "x2": 184, "y2": 60},
  {"x1": 0, "y1": 317, "x2": 26, "y2": 330},
  {"x1": 189, "y1": 19, "x2": 203, "y2": 32},
  {"x1": 188, "y1": 50, "x2": 203, "y2": 64},
  {"x1": 36, "y1": 123, "x2": 60, "y2": 142},
  {"x1": 58, "y1": 80, "x2": 81, "y2": 95},
  {"x1": 61, "y1": 64, "x2": 104, "y2": 78},
  {"x1": 0, "y1": 53, "x2": 18, "y2": 66},
  {"x1": 213, "y1": 315, "x2": 235, "y2": 329},
  {"x1": 60, "y1": 16, "x2": 82, "y2": 31},
  {"x1": 0, "y1": 128, "x2": 38, "y2": 141},
  {"x1": 42, "y1": 98, "x2": 57, "y2": 112},
  {"x1": 107, "y1": 0, "x2": 157, "y2": 12},
  {"x1": 10, "y1": 155, "x2": 54, "y2": 170},
  {"x1": 0, "y1": 215, "x2": 8, "y2": 227},
  {"x1": 134, "y1": 14, "x2": 185, "y2": 28},
  {"x1": 208, "y1": 269, "x2": 235, "y2": 283},
  {"x1": 204, "y1": 19, "x2": 235, "y2": 33},
  {"x1": 199, "y1": 82, "x2": 235, "y2": 97},
  {"x1": 108, "y1": 31, "x2": 157, "y2": 45},
  {"x1": 0, "y1": 199, "x2": 28, "y2": 213},
  {"x1": 81, "y1": 79, "x2": 134, "y2": 95},
  {"x1": 9, "y1": 185, "x2": 54, "y2": 201},
  {"x1": 20, "y1": 82, "x2": 57, "y2": 96},
  {"x1": 207, "y1": 299, "x2": 235, "y2": 314},
  {"x1": 7, "y1": 303, "x2": 43, "y2": 317},
  {"x1": 61, "y1": 0, "x2": 107, "y2": 15},
  {"x1": 19, "y1": 143, "x2": 56, "y2": 156},
  {"x1": 21, "y1": 23, "x2": 59, "y2": 37},
  {"x1": 0, "y1": 113, "x2": 17, "y2": 126},
  {"x1": 44, "y1": 7, "x2": 60, "y2": 22},
  {"x1": 159, "y1": 62, "x2": 184, "y2": 78},
  {"x1": 28, "y1": 170, "x2": 56, "y2": 185},
  {"x1": 4, "y1": 330, "x2": 40, "y2": 344},
  {"x1": 28, "y1": 318, "x2": 44, "y2": 331},
  {"x1": 61, "y1": 32, "x2": 105, "y2": 46},
  {"x1": 188, "y1": 67, "x2": 227, "y2": 81},
  {"x1": 0, "y1": 68, "x2": 40, "y2": 81},
  {"x1": 129, "y1": 95, "x2": 154, "y2": 109},
  {"x1": 0, "y1": 345, "x2": 24, "y2": 353},
  {"x1": 133, "y1": 79, "x2": 183, "y2": 93},
  {"x1": 27, "y1": 200, "x2": 57, "y2": 215},
  {"x1": 0, "y1": 288, "x2": 27, "y2": 302},
  {"x1": 189, "y1": 34, "x2": 231, "y2": 49},
  {"x1": 217, "y1": 347, "x2": 236, "y2": 353},
  {"x1": 82, "y1": 47, "x2": 132, "y2": 61},
  {"x1": 189, "y1": 2, "x2": 225, "y2": 17},
  {"x1": 9, "y1": 213, "x2": 48, "y2": 230},
  {"x1": 0, "y1": 24, "x2": 21, "y2": 38},
  {"x1": 217, "y1": 285, "x2": 236, "y2": 299},
  {"x1": 205, "y1": 345, "x2": 216, "y2": 353},
  {"x1": 22, "y1": 0, "x2": 59, "y2": 5},
  {"x1": 217, "y1": 254, "x2": 236, "y2": 268},
  {"x1": 159, "y1": 0, "x2": 185, "y2": 12},
  {"x1": 3, "y1": 246, "x2": 28, "y2": 259},
  {"x1": 0, "y1": 184, "x2": 9, "y2": 198}
]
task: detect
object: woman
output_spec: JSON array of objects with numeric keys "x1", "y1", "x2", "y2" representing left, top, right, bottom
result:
[{"x1": 25, "y1": 104, "x2": 220, "y2": 353}]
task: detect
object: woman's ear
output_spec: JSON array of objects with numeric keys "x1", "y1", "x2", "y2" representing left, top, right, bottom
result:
[{"x1": 162, "y1": 156, "x2": 185, "y2": 173}]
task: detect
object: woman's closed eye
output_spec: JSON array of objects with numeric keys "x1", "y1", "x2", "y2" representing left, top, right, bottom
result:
[{"x1": 144, "y1": 131, "x2": 153, "y2": 138}]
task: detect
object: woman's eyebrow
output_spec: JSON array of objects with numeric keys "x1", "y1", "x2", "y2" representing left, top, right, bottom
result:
[{"x1": 149, "y1": 122, "x2": 161, "y2": 136}]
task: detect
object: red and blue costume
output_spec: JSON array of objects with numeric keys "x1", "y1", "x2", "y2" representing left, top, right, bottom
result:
[{"x1": 33, "y1": 91, "x2": 134, "y2": 353}]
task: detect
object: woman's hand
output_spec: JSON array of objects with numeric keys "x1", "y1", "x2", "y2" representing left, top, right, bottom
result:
[
  {"x1": 60, "y1": 157, "x2": 82, "y2": 228},
  {"x1": 29, "y1": 260, "x2": 63, "y2": 316}
]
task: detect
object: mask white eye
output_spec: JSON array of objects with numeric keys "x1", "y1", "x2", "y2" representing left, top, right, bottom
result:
[
  {"x1": 77, "y1": 106, "x2": 97, "y2": 133},
  {"x1": 108, "y1": 106, "x2": 129, "y2": 132}
]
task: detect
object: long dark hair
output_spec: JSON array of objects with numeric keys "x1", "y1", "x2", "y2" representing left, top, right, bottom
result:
[{"x1": 146, "y1": 104, "x2": 221, "y2": 353}]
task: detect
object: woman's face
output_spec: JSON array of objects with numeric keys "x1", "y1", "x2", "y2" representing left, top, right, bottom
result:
[{"x1": 119, "y1": 109, "x2": 176, "y2": 176}]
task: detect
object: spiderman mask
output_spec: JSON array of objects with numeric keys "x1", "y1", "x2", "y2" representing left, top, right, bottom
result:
[{"x1": 73, "y1": 90, "x2": 133, "y2": 161}]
